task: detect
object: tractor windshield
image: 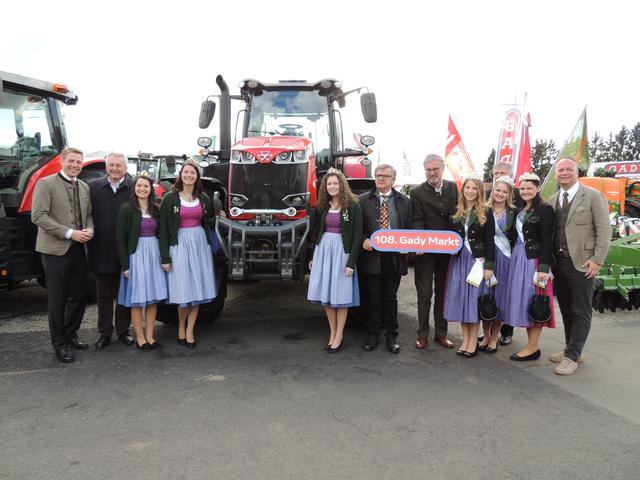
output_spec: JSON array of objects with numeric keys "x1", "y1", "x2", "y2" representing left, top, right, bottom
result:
[
  {"x1": 0, "y1": 90, "x2": 59, "y2": 193},
  {"x1": 246, "y1": 90, "x2": 331, "y2": 159}
]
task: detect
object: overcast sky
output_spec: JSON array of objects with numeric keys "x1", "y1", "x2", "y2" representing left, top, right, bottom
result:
[{"x1": 3, "y1": 1, "x2": 638, "y2": 183}]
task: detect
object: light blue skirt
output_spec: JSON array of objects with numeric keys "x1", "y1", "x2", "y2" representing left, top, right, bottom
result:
[
  {"x1": 307, "y1": 232, "x2": 360, "y2": 308},
  {"x1": 167, "y1": 227, "x2": 217, "y2": 308},
  {"x1": 118, "y1": 237, "x2": 168, "y2": 308}
]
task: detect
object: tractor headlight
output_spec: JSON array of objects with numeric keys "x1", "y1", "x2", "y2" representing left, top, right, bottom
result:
[
  {"x1": 243, "y1": 152, "x2": 255, "y2": 162},
  {"x1": 294, "y1": 150, "x2": 306, "y2": 161},
  {"x1": 278, "y1": 152, "x2": 290, "y2": 161},
  {"x1": 231, "y1": 151, "x2": 241, "y2": 162}
]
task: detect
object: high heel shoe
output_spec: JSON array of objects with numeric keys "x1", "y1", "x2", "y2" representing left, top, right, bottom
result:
[
  {"x1": 327, "y1": 342, "x2": 342, "y2": 353},
  {"x1": 177, "y1": 338, "x2": 187, "y2": 345},
  {"x1": 463, "y1": 342, "x2": 479, "y2": 358},
  {"x1": 484, "y1": 343, "x2": 498, "y2": 354},
  {"x1": 186, "y1": 340, "x2": 196, "y2": 349},
  {"x1": 510, "y1": 349, "x2": 541, "y2": 361},
  {"x1": 136, "y1": 341, "x2": 152, "y2": 352},
  {"x1": 456, "y1": 349, "x2": 466, "y2": 356}
]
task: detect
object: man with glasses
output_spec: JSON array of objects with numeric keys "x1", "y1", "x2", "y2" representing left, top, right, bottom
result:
[
  {"x1": 411, "y1": 154, "x2": 459, "y2": 350},
  {"x1": 358, "y1": 164, "x2": 412, "y2": 353}
]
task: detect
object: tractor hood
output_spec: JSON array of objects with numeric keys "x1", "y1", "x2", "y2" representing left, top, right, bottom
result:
[{"x1": 231, "y1": 136, "x2": 311, "y2": 164}]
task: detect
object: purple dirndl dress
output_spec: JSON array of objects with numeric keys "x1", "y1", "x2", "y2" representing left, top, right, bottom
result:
[
  {"x1": 444, "y1": 220, "x2": 481, "y2": 324},
  {"x1": 307, "y1": 210, "x2": 360, "y2": 308},
  {"x1": 493, "y1": 212, "x2": 511, "y2": 322},
  {"x1": 503, "y1": 211, "x2": 556, "y2": 329}
]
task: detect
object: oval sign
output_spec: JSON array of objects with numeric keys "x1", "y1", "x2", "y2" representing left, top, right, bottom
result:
[{"x1": 371, "y1": 229, "x2": 463, "y2": 254}]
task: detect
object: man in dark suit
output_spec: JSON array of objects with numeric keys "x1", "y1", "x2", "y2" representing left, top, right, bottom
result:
[
  {"x1": 411, "y1": 154, "x2": 458, "y2": 349},
  {"x1": 359, "y1": 164, "x2": 412, "y2": 353},
  {"x1": 32, "y1": 147, "x2": 94, "y2": 363},
  {"x1": 88, "y1": 152, "x2": 134, "y2": 349},
  {"x1": 549, "y1": 158, "x2": 610, "y2": 375}
]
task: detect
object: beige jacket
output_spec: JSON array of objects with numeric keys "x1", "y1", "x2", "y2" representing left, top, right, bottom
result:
[
  {"x1": 549, "y1": 183, "x2": 611, "y2": 272},
  {"x1": 31, "y1": 173, "x2": 93, "y2": 256}
]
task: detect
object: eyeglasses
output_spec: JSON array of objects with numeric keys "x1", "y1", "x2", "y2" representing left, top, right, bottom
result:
[{"x1": 375, "y1": 174, "x2": 393, "y2": 179}]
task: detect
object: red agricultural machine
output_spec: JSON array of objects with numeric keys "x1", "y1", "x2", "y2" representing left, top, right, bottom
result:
[
  {"x1": 196, "y1": 76, "x2": 377, "y2": 282},
  {"x1": 0, "y1": 72, "x2": 105, "y2": 290}
]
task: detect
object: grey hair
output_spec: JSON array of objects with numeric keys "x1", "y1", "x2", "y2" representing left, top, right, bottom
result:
[
  {"x1": 375, "y1": 163, "x2": 397, "y2": 179},
  {"x1": 106, "y1": 152, "x2": 127, "y2": 164},
  {"x1": 423, "y1": 154, "x2": 445, "y2": 168},
  {"x1": 492, "y1": 161, "x2": 514, "y2": 174}
]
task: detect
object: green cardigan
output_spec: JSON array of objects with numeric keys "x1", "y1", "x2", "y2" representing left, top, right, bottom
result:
[
  {"x1": 115, "y1": 202, "x2": 157, "y2": 271},
  {"x1": 314, "y1": 199, "x2": 363, "y2": 269},
  {"x1": 159, "y1": 191, "x2": 214, "y2": 264}
]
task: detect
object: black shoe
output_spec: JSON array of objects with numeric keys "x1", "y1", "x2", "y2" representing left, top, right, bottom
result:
[
  {"x1": 499, "y1": 335, "x2": 512, "y2": 346},
  {"x1": 456, "y1": 349, "x2": 466, "y2": 356},
  {"x1": 94, "y1": 335, "x2": 111, "y2": 350},
  {"x1": 327, "y1": 343, "x2": 342, "y2": 353},
  {"x1": 177, "y1": 337, "x2": 187, "y2": 345},
  {"x1": 386, "y1": 336, "x2": 400, "y2": 354},
  {"x1": 186, "y1": 340, "x2": 196, "y2": 349},
  {"x1": 463, "y1": 342, "x2": 479, "y2": 358},
  {"x1": 484, "y1": 344, "x2": 498, "y2": 354},
  {"x1": 69, "y1": 337, "x2": 89, "y2": 350},
  {"x1": 363, "y1": 334, "x2": 379, "y2": 352},
  {"x1": 55, "y1": 346, "x2": 74, "y2": 363},
  {"x1": 136, "y1": 341, "x2": 152, "y2": 352},
  {"x1": 149, "y1": 341, "x2": 163, "y2": 350},
  {"x1": 118, "y1": 332, "x2": 135, "y2": 346},
  {"x1": 324, "y1": 344, "x2": 331, "y2": 351},
  {"x1": 510, "y1": 349, "x2": 541, "y2": 362}
]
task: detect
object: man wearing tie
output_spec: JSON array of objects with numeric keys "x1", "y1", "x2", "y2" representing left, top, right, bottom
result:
[
  {"x1": 358, "y1": 164, "x2": 412, "y2": 353},
  {"x1": 32, "y1": 147, "x2": 94, "y2": 363},
  {"x1": 549, "y1": 158, "x2": 610, "y2": 375}
]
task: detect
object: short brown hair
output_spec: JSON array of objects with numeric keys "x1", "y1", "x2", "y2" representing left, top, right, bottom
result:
[{"x1": 61, "y1": 147, "x2": 83, "y2": 160}]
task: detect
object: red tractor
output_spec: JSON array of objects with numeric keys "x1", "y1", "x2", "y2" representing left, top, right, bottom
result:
[
  {"x1": 197, "y1": 76, "x2": 377, "y2": 282},
  {"x1": 0, "y1": 72, "x2": 106, "y2": 291}
]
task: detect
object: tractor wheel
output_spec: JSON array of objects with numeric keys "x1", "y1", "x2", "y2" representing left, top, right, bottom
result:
[{"x1": 625, "y1": 201, "x2": 640, "y2": 219}]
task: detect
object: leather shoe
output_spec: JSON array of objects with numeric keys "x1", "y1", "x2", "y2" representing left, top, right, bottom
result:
[
  {"x1": 386, "y1": 336, "x2": 400, "y2": 354},
  {"x1": 56, "y1": 346, "x2": 74, "y2": 363},
  {"x1": 149, "y1": 341, "x2": 162, "y2": 350},
  {"x1": 499, "y1": 335, "x2": 513, "y2": 346},
  {"x1": 186, "y1": 340, "x2": 196, "y2": 349},
  {"x1": 94, "y1": 335, "x2": 111, "y2": 350},
  {"x1": 434, "y1": 335, "x2": 454, "y2": 349},
  {"x1": 510, "y1": 349, "x2": 541, "y2": 361},
  {"x1": 69, "y1": 337, "x2": 89, "y2": 350},
  {"x1": 327, "y1": 343, "x2": 342, "y2": 353},
  {"x1": 136, "y1": 341, "x2": 152, "y2": 352},
  {"x1": 118, "y1": 332, "x2": 135, "y2": 346},
  {"x1": 363, "y1": 334, "x2": 379, "y2": 351},
  {"x1": 415, "y1": 336, "x2": 427, "y2": 349}
]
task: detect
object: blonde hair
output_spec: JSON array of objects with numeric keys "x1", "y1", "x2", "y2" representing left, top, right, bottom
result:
[
  {"x1": 61, "y1": 147, "x2": 83, "y2": 160},
  {"x1": 453, "y1": 177, "x2": 487, "y2": 224},
  {"x1": 486, "y1": 179, "x2": 515, "y2": 210}
]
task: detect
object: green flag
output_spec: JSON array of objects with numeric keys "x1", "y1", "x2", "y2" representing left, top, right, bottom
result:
[{"x1": 540, "y1": 108, "x2": 590, "y2": 199}]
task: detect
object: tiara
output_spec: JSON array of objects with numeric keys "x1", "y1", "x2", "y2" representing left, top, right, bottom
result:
[
  {"x1": 326, "y1": 167, "x2": 340, "y2": 175},
  {"x1": 494, "y1": 175, "x2": 514, "y2": 187},
  {"x1": 518, "y1": 172, "x2": 540, "y2": 183},
  {"x1": 463, "y1": 172, "x2": 483, "y2": 182}
]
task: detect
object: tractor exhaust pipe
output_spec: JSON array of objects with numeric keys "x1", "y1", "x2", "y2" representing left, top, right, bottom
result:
[{"x1": 216, "y1": 75, "x2": 231, "y2": 159}]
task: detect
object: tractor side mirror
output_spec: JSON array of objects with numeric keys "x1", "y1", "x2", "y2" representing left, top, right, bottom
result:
[
  {"x1": 199, "y1": 100, "x2": 217, "y2": 129},
  {"x1": 360, "y1": 93, "x2": 377, "y2": 123}
]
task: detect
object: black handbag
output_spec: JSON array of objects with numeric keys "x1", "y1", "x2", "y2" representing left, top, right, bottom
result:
[
  {"x1": 528, "y1": 286, "x2": 551, "y2": 323},
  {"x1": 478, "y1": 281, "x2": 499, "y2": 321}
]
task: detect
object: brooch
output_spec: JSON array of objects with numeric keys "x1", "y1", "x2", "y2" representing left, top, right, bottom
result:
[
  {"x1": 342, "y1": 210, "x2": 349, "y2": 222},
  {"x1": 173, "y1": 206, "x2": 179, "y2": 214}
]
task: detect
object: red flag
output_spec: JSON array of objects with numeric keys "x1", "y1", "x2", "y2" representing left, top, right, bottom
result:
[
  {"x1": 445, "y1": 115, "x2": 476, "y2": 189},
  {"x1": 514, "y1": 113, "x2": 532, "y2": 186}
]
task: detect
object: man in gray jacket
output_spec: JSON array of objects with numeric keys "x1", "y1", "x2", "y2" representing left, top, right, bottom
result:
[
  {"x1": 549, "y1": 158, "x2": 610, "y2": 375},
  {"x1": 32, "y1": 147, "x2": 94, "y2": 363}
]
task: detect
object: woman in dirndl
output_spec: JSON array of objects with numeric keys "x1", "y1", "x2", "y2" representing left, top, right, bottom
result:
[
  {"x1": 443, "y1": 174, "x2": 495, "y2": 358},
  {"x1": 116, "y1": 175, "x2": 168, "y2": 351},
  {"x1": 159, "y1": 159, "x2": 217, "y2": 349},
  {"x1": 479, "y1": 176, "x2": 518, "y2": 353},
  {"x1": 503, "y1": 172, "x2": 556, "y2": 361},
  {"x1": 307, "y1": 168, "x2": 362, "y2": 353}
]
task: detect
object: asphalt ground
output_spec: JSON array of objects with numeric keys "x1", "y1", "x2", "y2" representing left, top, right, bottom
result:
[{"x1": 1, "y1": 272, "x2": 639, "y2": 480}]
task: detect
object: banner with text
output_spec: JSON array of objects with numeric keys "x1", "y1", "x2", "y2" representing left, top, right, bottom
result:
[{"x1": 371, "y1": 229, "x2": 463, "y2": 254}]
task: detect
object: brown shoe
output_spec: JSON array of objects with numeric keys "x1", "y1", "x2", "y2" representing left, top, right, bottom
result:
[
  {"x1": 434, "y1": 336, "x2": 454, "y2": 348},
  {"x1": 415, "y1": 336, "x2": 427, "y2": 349}
]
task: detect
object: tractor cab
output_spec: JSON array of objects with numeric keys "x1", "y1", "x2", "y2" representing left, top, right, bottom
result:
[{"x1": 197, "y1": 76, "x2": 377, "y2": 281}]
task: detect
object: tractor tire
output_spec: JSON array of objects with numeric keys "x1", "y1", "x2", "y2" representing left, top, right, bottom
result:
[{"x1": 625, "y1": 200, "x2": 640, "y2": 219}]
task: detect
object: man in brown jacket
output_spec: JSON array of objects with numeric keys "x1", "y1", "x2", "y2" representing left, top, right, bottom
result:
[
  {"x1": 549, "y1": 158, "x2": 610, "y2": 375},
  {"x1": 32, "y1": 147, "x2": 94, "y2": 363}
]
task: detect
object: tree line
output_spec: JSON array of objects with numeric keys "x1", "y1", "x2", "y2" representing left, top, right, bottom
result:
[{"x1": 482, "y1": 122, "x2": 640, "y2": 182}]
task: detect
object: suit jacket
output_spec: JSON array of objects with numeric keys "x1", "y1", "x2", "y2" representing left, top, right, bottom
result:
[
  {"x1": 358, "y1": 188, "x2": 412, "y2": 276},
  {"x1": 519, "y1": 203, "x2": 555, "y2": 273},
  {"x1": 87, "y1": 175, "x2": 134, "y2": 274},
  {"x1": 449, "y1": 208, "x2": 496, "y2": 269},
  {"x1": 32, "y1": 173, "x2": 93, "y2": 256},
  {"x1": 549, "y1": 184, "x2": 611, "y2": 272},
  {"x1": 411, "y1": 179, "x2": 458, "y2": 231}
]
